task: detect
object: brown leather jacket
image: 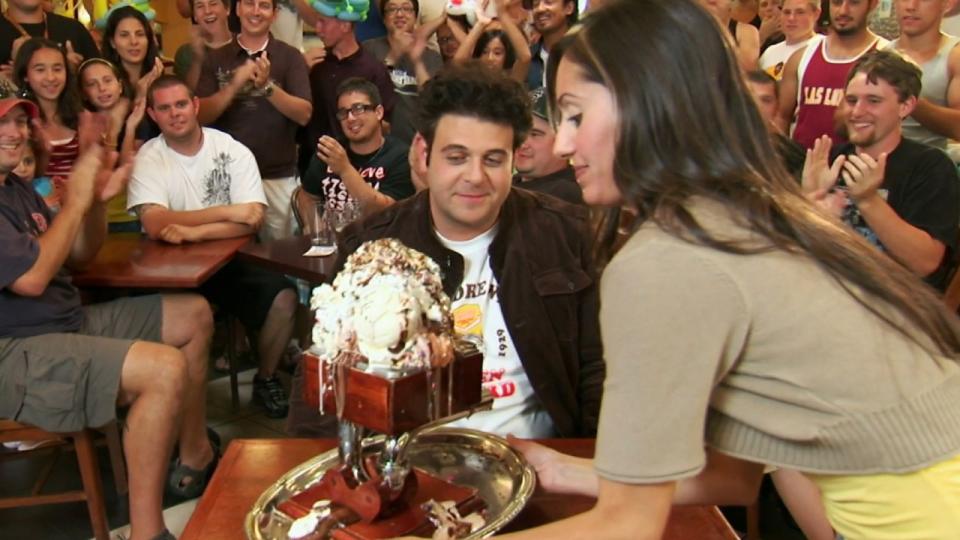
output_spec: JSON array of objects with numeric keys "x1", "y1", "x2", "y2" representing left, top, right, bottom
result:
[{"x1": 335, "y1": 188, "x2": 605, "y2": 437}]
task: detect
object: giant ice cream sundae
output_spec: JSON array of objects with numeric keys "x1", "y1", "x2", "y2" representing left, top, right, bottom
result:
[
  {"x1": 310, "y1": 238, "x2": 454, "y2": 374},
  {"x1": 270, "y1": 239, "x2": 494, "y2": 539}
]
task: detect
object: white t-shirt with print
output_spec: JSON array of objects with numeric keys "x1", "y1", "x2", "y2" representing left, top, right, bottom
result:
[
  {"x1": 441, "y1": 225, "x2": 555, "y2": 438},
  {"x1": 127, "y1": 127, "x2": 267, "y2": 212}
]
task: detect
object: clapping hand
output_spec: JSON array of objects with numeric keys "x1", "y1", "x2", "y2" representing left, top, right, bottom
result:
[
  {"x1": 135, "y1": 57, "x2": 165, "y2": 99},
  {"x1": 94, "y1": 149, "x2": 132, "y2": 203},
  {"x1": 842, "y1": 152, "x2": 887, "y2": 204},
  {"x1": 253, "y1": 51, "x2": 271, "y2": 89},
  {"x1": 231, "y1": 59, "x2": 258, "y2": 91},
  {"x1": 77, "y1": 110, "x2": 111, "y2": 153},
  {"x1": 64, "y1": 40, "x2": 84, "y2": 71},
  {"x1": 801, "y1": 135, "x2": 844, "y2": 197},
  {"x1": 62, "y1": 144, "x2": 103, "y2": 212}
]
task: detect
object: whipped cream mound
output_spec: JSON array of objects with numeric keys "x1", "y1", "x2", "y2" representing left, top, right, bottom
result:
[{"x1": 311, "y1": 238, "x2": 454, "y2": 372}]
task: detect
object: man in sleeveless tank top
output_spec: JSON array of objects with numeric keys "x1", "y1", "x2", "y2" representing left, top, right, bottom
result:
[
  {"x1": 888, "y1": 0, "x2": 960, "y2": 151},
  {"x1": 777, "y1": 0, "x2": 888, "y2": 149}
]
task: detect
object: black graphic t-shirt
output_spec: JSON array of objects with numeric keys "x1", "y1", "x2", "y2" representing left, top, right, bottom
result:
[
  {"x1": 831, "y1": 138, "x2": 960, "y2": 290},
  {"x1": 301, "y1": 135, "x2": 414, "y2": 207}
]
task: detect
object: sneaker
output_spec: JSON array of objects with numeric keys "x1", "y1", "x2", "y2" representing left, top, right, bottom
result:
[{"x1": 252, "y1": 375, "x2": 289, "y2": 418}]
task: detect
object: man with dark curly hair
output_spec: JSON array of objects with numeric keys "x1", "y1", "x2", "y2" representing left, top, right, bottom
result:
[{"x1": 287, "y1": 63, "x2": 604, "y2": 439}]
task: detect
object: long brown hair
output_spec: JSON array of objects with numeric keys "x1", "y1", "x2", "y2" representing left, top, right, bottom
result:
[{"x1": 547, "y1": 0, "x2": 960, "y2": 355}]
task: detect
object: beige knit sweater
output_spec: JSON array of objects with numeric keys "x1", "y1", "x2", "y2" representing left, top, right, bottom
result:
[{"x1": 595, "y1": 199, "x2": 960, "y2": 483}]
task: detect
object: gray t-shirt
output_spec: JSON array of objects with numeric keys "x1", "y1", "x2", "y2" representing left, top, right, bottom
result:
[
  {"x1": 361, "y1": 37, "x2": 443, "y2": 145},
  {"x1": 0, "y1": 175, "x2": 82, "y2": 337}
]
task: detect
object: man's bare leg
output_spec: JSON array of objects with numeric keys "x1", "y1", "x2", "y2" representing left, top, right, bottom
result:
[
  {"x1": 257, "y1": 289, "x2": 297, "y2": 378},
  {"x1": 116, "y1": 342, "x2": 188, "y2": 540},
  {"x1": 160, "y1": 294, "x2": 215, "y2": 469}
]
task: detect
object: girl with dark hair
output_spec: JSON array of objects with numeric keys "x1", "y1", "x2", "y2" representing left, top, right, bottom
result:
[
  {"x1": 78, "y1": 57, "x2": 147, "y2": 232},
  {"x1": 101, "y1": 5, "x2": 164, "y2": 100},
  {"x1": 453, "y1": 0, "x2": 531, "y2": 83},
  {"x1": 14, "y1": 38, "x2": 82, "y2": 212},
  {"x1": 498, "y1": 0, "x2": 960, "y2": 538}
]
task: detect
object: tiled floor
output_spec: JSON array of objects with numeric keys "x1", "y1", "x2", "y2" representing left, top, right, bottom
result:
[{"x1": 1, "y1": 368, "x2": 808, "y2": 539}]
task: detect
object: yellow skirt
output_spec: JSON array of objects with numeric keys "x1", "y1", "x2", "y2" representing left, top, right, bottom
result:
[{"x1": 807, "y1": 453, "x2": 960, "y2": 540}]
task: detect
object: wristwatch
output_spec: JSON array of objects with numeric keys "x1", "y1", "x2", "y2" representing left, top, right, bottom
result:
[{"x1": 261, "y1": 80, "x2": 275, "y2": 97}]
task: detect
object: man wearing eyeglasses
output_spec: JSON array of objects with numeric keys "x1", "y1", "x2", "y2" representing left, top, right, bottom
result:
[
  {"x1": 301, "y1": 0, "x2": 397, "y2": 175},
  {"x1": 362, "y1": 0, "x2": 443, "y2": 144},
  {"x1": 298, "y1": 77, "x2": 414, "y2": 217}
]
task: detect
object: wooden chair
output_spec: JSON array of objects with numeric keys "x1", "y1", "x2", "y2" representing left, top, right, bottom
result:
[{"x1": 0, "y1": 419, "x2": 126, "y2": 540}]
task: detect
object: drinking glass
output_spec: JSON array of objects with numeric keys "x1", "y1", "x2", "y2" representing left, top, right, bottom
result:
[
  {"x1": 311, "y1": 202, "x2": 336, "y2": 253},
  {"x1": 327, "y1": 200, "x2": 352, "y2": 233}
]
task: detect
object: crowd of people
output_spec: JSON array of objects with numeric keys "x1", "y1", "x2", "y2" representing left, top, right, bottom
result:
[{"x1": 2, "y1": 0, "x2": 960, "y2": 539}]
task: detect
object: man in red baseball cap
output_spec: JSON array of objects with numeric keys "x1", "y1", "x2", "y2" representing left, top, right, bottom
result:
[{"x1": 0, "y1": 96, "x2": 221, "y2": 540}]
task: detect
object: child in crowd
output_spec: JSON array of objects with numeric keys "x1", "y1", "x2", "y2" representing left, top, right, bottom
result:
[
  {"x1": 78, "y1": 57, "x2": 148, "y2": 232},
  {"x1": 14, "y1": 38, "x2": 81, "y2": 212},
  {"x1": 12, "y1": 141, "x2": 56, "y2": 209}
]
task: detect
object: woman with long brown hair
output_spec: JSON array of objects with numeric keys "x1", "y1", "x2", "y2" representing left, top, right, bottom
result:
[{"x1": 500, "y1": 0, "x2": 960, "y2": 538}]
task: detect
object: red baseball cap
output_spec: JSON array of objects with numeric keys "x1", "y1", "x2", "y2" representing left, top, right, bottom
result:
[{"x1": 0, "y1": 98, "x2": 39, "y2": 121}]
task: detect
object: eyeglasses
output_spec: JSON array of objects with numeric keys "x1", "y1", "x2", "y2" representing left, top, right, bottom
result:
[
  {"x1": 384, "y1": 5, "x2": 415, "y2": 15},
  {"x1": 335, "y1": 103, "x2": 377, "y2": 120}
]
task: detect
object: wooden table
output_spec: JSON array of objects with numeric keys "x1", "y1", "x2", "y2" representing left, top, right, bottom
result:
[
  {"x1": 236, "y1": 235, "x2": 336, "y2": 284},
  {"x1": 181, "y1": 438, "x2": 737, "y2": 540},
  {"x1": 72, "y1": 234, "x2": 251, "y2": 289}
]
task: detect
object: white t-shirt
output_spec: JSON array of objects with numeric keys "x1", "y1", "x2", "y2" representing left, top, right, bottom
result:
[
  {"x1": 127, "y1": 127, "x2": 267, "y2": 212},
  {"x1": 441, "y1": 226, "x2": 555, "y2": 438},
  {"x1": 759, "y1": 35, "x2": 820, "y2": 80}
]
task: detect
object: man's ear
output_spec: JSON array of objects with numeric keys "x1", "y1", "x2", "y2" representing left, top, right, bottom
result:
[
  {"x1": 146, "y1": 106, "x2": 158, "y2": 124},
  {"x1": 900, "y1": 95, "x2": 918, "y2": 119},
  {"x1": 375, "y1": 104, "x2": 384, "y2": 122},
  {"x1": 409, "y1": 132, "x2": 430, "y2": 191}
]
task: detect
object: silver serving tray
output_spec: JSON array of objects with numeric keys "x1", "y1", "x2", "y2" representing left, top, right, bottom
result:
[{"x1": 245, "y1": 428, "x2": 536, "y2": 539}]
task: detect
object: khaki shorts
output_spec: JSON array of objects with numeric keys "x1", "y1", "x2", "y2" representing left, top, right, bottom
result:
[{"x1": 0, "y1": 295, "x2": 162, "y2": 433}]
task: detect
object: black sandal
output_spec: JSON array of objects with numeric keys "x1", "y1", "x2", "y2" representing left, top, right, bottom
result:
[
  {"x1": 167, "y1": 450, "x2": 220, "y2": 499},
  {"x1": 166, "y1": 427, "x2": 221, "y2": 499}
]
